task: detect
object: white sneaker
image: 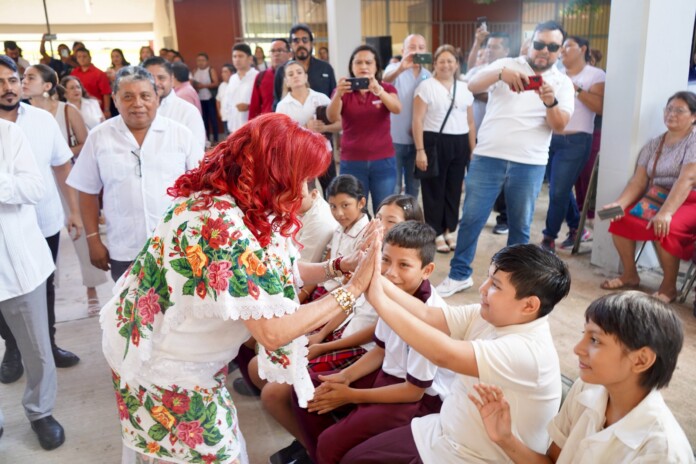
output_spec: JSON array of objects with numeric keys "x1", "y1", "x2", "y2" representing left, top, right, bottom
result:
[{"x1": 436, "y1": 276, "x2": 474, "y2": 298}]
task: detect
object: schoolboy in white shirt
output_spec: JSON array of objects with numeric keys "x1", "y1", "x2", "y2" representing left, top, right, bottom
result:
[
  {"x1": 343, "y1": 243, "x2": 571, "y2": 464},
  {"x1": 470, "y1": 291, "x2": 694, "y2": 464}
]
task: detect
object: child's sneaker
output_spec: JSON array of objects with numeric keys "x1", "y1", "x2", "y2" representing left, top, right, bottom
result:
[
  {"x1": 540, "y1": 236, "x2": 556, "y2": 254},
  {"x1": 560, "y1": 228, "x2": 592, "y2": 249}
]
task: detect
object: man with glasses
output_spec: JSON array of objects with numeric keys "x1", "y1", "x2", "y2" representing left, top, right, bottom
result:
[
  {"x1": 249, "y1": 39, "x2": 291, "y2": 120},
  {"x1": 67, "y1": 66, "x2": 204, "y2": 281},
  {"x1": 437, "y1": 20, "x2": 574, "y2": 298},
  {"x1": 273, "y1": 23, "x2": 336, "y2": 108}
]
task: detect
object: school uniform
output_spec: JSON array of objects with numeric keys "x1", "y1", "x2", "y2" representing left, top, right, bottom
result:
[{"x1": 292, "y1": 280, "x2": 454, "y2": 464}]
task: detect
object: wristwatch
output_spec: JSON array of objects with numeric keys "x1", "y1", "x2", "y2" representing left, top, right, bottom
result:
[
  {"x1": 575, "y1": 87, "x2": 583, "y2": 98},
  {"x1": 544, "y1": 97, "x2": 559, "y2": 108}
]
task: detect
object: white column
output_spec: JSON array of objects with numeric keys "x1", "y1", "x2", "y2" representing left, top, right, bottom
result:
[
  {"x1": 591, "y1": 0, "x2": 696, "y2": 270},
  {"x1": 326, "y1": 0, "x2": 362, "y2": 79}
]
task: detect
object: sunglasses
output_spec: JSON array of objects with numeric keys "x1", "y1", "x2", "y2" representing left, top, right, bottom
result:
[{"x1": 532, "y1": 41, "x2": 561, "y2": 53}]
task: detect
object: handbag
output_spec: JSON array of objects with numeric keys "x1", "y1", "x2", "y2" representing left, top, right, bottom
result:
[
  {"x1": 629, "y1": 134, "x2": 668, "y2": 221},
  {"x1": 64, "y1": 103, "x2": 78, "y2": 148},
  {"x1": 414, "y1": 79, "x2": 457, "y2": 180}
]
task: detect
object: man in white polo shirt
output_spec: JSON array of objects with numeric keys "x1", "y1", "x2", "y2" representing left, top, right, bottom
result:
[
  {"x1": 223, "y1": 43, "x2": 258, "y2": 133},
  {"x1": 68, "y1": 66, "x2": 204, "y2": 281},
  {"x1": 438, "y1": 20, "x2": 574, "y2": 298},
  {"x1": 143, "y1": 56, "x2": 206, "y2": 151},
  {"x1": 0, "y1": 119, "x2": 66, "y2": 450}
]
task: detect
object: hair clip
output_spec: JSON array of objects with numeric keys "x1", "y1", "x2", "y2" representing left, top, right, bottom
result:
[{"x1": 401, "y1": 203, "x2": 412, "y2": 211}]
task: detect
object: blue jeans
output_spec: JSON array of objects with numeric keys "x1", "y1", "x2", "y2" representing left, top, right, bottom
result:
[
  {"x1": 543, "y1": 133, "x2": 592, "y2": 239},
  {"x1": 393, "y1": 143, "x2": 420, "y2": 198},
  {"x1": 449, "y1": 156, "x2": 546, "y2": 280},
  {"x1": 340, "y1": 157, "x2": 397, "y2": 215}
]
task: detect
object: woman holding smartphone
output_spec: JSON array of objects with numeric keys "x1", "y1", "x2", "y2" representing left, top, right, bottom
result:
[{"x1": 327, "y1": 44, "x2": 402, "y2": 212}]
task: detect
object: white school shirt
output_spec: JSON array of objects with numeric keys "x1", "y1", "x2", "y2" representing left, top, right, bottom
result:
[
  {"x1": 297, "y1": 196, "x2": 338, "y2": 264},
  {"x1": 158, "y1": 90, "x2": 207, "y2": 151},
  {"x1": 563, "y1": 65, "x2": 605, "y2": 134},
  {"x1": 321, "y1": 214, "x2": 370, "y2": 292},
  {"x1": 337, "y1": 295, "x2": 378, "y2": 351},
  {"x1": 276, "y1": 89, "x2": 331, "y2": 126},
  {"x1": 15, "y1": 103, "x2": 73, "y2": 237},
  {"x1": 67, "y1": 115, "x2": 204, "y2": 261},
  {"x1": 216, "y1": 81, "x2": 229, "y2": 121},
  {"x1": 412, "y1": 304, "x2": 561, "y2": 464},
  {"x1": 414, "y1": 77, "x2": 474, "y2": 135},
  {"x1": 0, "y1": 120, "x2": 55, "y2": 301},
  {"x1": 223, "y1": 69, "x2": 259, "y2": 133},
  {"x1": 549, "y1": 380, "x2": 695, "y2": 464},
  {"x1": 475, "y1": 56, "x2": 575, "y2": 165},
  {"x1": 375, "y1": 286, "x2": 454, "y2": 399}
]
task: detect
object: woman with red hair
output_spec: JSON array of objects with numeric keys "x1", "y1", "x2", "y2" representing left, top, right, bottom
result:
[{"x1": 100, "y1": 113, "x2": 377, "y2": 464}]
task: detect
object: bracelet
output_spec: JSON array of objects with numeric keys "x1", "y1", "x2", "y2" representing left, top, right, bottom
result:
[
  {"x1": 416, "y1": 148, "x2": 425, "y2": 151},
  {"x1": 372, "y1": 86, "x2": 383, "y2": 97},
  {"x1": 85, "y1": 232, "x2": 100, "y2": 239},
  {"x1": 330, "y1": 287, "x2": 356, "y2": 316},
  {"x1": 498, "y1": 67, "x2": 505, "y2": 81},
  {"x1": 333, "y1": 256, "x2": 344, "y2": 276},
  {"x1": 323, "y1": 259, "x2": 332, "y2": 279},
  {"x1": 544, "y1": 97, "x2": 559, "y2": 108},
  {"x1": 299, "y1": 288, "x2": 310, "y2": 299}
]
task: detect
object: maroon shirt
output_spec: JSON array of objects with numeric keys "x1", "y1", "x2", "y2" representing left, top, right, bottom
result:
[
  {"x1": 248, "y1": 67, "x2": 276, "y2": 120},
  {"x1": 71, "y1": 65, "x2": 111, "y2": 110},
  {"x1": 337, "y1": 81, "x2": 397, "y2": 162}
]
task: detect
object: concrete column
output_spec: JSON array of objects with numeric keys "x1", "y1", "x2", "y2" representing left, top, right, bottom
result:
[
  {"x1": 591, "y1": 0, "x2": 696, "y2": 271},
  {"x1": 326, "y1": 0, "x2": 362, "y2": 79}
]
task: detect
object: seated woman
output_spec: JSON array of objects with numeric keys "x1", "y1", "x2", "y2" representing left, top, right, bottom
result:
[
  {"x1": 100, "y1": 113, "x2": 378, "y2": 464},
  {"x1": 599, "y1": 91, "x2": 696, "y2": 303},
  {"x1": 470, "y1": 291, "x2": 693, "y2": 463}
]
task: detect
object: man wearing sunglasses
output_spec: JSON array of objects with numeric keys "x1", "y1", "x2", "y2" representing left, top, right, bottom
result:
[
  {"x1": 273, "y1": 23, "x2": 336, "y2": 108},
  {"x1": 437, "y1": 20, "x2": 574, "y2": 298}
]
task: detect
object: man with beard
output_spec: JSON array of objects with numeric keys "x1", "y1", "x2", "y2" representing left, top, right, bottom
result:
[
  {"x1": 249, "y1": 38, "x2": 291, "y2": 119},
  {"x1": 67, "y1": 66, "x2": 204, "y2": 281},
  {"x1": 437, "y1": 21, "x2": 574, "y2": 298},
  {"x1": 143, "y1": 56, "x2": 206, "y2": 151},
  {"x1": 273, "y1": 23, "x2": 336, "y2": 107},
  {"x1": 0, "y1": 55, "x2": 82, "y2": 383}
]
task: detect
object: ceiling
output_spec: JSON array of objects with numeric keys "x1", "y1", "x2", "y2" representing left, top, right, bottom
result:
[{"x1": 1, "y1": 0, "x2": 156, "y2": 26}]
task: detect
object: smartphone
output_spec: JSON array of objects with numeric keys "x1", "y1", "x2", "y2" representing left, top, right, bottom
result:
[
  {"x1": 44, "y1": 33, "x2": 57, "y2": 41},
  {"x1": 597, "y1": 205, "x2": 624, "y2": 221},
  {"x1": 522, "y1": 75, "x2": 543, "y2": 91},
  {"x1": 477, "y1": 16, "x2": 488, "y2": 32},
  {"x1": 413, "y1": 53, "x2": 432, "y2": 64},
  {"x1": 346, "y1": 77, "x2": 370, "y2": 90}
]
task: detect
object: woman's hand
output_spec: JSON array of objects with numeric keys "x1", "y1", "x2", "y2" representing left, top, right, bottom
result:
[
  {"x1": 468, "y1": 383, "x2": 513, "y2": 445},
  {"x1": 346, "y1": 228, "x2": 382, "y2": 296},
  {"x1": 600, "y1": 202, "x2": 625, "y2": 222},
  {"x1": 335, "y1": 77, "x2": 353, "y2": 98},
  {"x1": 415, "y1": 149, "x2": 428, "y2": 172},
  {"x1": 648, "y1": 211, "x2": 673, "y2": 238},
  {"x1": 368, "y1": 77, "x2": 383, "y2": 96}
]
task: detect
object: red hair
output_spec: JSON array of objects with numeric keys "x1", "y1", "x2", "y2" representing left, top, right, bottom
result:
[{"x1": 168, "y1": 113, "x2": 331, "y2": 247}]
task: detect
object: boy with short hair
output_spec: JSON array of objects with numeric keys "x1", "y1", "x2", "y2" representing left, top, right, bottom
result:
[
  {"x1": 470, "y1": 291, "x2": 694, "y2": 463},
  {"x1": 290, "y1": 221, "x2": 454, "y2": 464},
  {"x1": 343, "y1": 244, "x2": 571, "y2": 463}
]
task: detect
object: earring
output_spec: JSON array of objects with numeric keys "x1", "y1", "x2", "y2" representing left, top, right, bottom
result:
[{"x1": 42, "y1": 91, "x2": 50, "y2": 99}]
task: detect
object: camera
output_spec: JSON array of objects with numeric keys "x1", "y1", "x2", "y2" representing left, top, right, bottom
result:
[
  {"x1": 346, "y1": 77, "x2": 370, "y2": 90},
  {"x1": 413, "y1": 53, "x2": 432, "y2": 64}
]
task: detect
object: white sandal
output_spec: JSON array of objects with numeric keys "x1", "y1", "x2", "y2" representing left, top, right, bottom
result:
[
  {"x1": 87, "y1": 298, "x2": 101, "y2": 317},
  {"x1": 435, "y1": 235, "x2": 450, "y2": 253}
]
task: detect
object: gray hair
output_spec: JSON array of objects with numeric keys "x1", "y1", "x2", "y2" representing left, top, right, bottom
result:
[{"x1": 113, "y1": 65, "x2": 156, "y2": 94}]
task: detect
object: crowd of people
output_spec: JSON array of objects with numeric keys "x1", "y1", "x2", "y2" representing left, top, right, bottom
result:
[{"x1": 1, "y1": 16, "x2": 695, "y2": 464}]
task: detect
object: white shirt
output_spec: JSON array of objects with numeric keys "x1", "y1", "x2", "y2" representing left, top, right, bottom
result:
[
  {"x1": 80, "y1": 97, "x2": 104, "y2": 130},
  {"x1": 0, "y1": 120, "x2": 55, "y2": 301},
  {"x1": 339, "y1": 295, "x2": 378, "y2": 351},
  {"x1": 415, "y1": 77, "x2": 474, "y2": 135},
  {"x1": 16, "y1": 103, "x2": 73, "y2": 237},
  {"x1": 550, "y1": 380, "x2": 695, "y2": 464},
  {"x1": 475, "y1": 56, "x2": 575, "y2": 165},
  {"x1": 297, "y1": 195, "x2": 337, "y2": 263},
  {"x1": 159, "y1": 91, "x2": 207, "y2": 151},
  {"x1": 564, "y1": 65, "x2": 605, "y2": 134},
  {"x1": 412, "y1": 304, "x2": 561, "y2": 464},
  {"x1": 223, "y1": 69, "x2": 259, "y2": 133},
  {"x1": 216, "y1": 81, "x2": 229, "y2": 121},
  {"x1": 385, "y1": 63, "x2": 431, "y2": 144},
  {"x1": 375, "y1": 288, "x2": 453, "y2": 399},
  {"x1": 67, "y1": 115, "x2": 204, "y2": 261},
  {"x1": 192, "y1": 66, "x2": 213, "y2": 101},
  {"x1": 276, "y1": 89, "x2": 331, "y2": 126}
]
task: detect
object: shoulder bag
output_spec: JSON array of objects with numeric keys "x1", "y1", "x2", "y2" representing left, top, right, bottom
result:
[
  {"x1": 414, "y1": 79, "x2": 457, "y2": 180},
  {"x1": 628, "y1": 134, "x2": 669, "y2": 221},
  {"x1": 64, "y1": 103, "x2": 78, "y2": 149}
]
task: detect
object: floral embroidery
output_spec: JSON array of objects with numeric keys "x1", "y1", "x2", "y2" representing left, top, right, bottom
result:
[{"x1": 185, "y1": 244, "x2": 208, "y2": 278}]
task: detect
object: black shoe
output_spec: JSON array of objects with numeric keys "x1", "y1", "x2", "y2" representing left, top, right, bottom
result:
[
  {"x1": 0, "y1": 426, "x2": 3, "y2": 439},
  {"x1": 492, "y1": 223, "x2": 509, "y2": 235},
  {"x1": 0, "y1": 347, "x2": 23, "y2": 384},
  {"x1": 232, "y1": 377, "x2": 260, "y2": 397},
  {"x1": 269, "y1": 440, "x2": 308, "y2": 464},
  {"x1": 30, "y1": 416, "x2": 65, "y2": 450},
  {"x1": 52, "y1": 346, "x2": 80, "y2": 368}
]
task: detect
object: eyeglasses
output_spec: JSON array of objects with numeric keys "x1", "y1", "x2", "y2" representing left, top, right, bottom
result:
[
  {"x1": 664, "y1": 106, "x2": 691, "y2": 115},
  {"x1": 291, "y1": 37, "x2": 310, "y2": 44},
  {"x1": 270, "y1": 48, "x2": 288, "y2": 54},
  {"x1": 131, "y1": 149, "x2": 142, "y2": 177},
  {"x1": 532, "y1": 41, "x2": 561, "y2": 53}
]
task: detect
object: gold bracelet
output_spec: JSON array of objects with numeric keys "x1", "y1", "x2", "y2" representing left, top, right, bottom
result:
[
  {"x1": 85, "y1": 232, "x2": 100, "y2": 239},
  {"x1": 324, "y1": 260, "x2": 332, "y2": 279},
  {"x1": 330, "y1": 287, "x2": 356, "y2": 316}
]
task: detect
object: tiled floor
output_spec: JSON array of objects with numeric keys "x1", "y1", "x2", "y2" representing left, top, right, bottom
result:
[{"x1": 1, "y1": 187, "x2": 695, "y2": 463}]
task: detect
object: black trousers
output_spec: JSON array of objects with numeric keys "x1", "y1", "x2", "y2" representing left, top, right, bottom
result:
[
  {"x1": 495, "y1": 190, "x2": 508, "y2": 224},
  {"x1": 420, "y1": 131, "x2": 470, "y2": 236},
  {"x1": 0, "y1": 232, "x2": 60, "y2": 349},
  {"x1": 200, "y1": 98, "x2": 219, "y2": 142}
]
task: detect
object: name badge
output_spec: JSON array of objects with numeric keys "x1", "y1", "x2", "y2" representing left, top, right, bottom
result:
[{"x1": 322, "y1": 73, "x2": 329, "y2": 77}]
